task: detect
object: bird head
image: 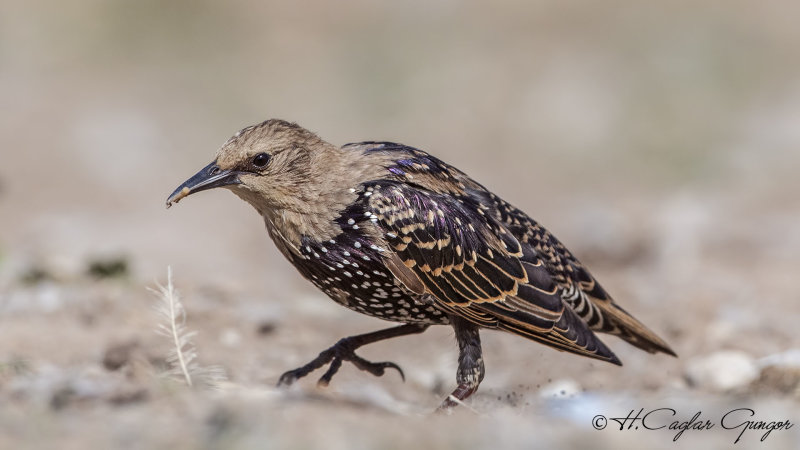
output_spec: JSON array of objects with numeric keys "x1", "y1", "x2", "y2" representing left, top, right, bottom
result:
[
  {"x1": 166, "y1": 119, "x2": 390, "y2": 243},
  {"x1": 168, "y1": 120, "x2": 343, "y2": 214}
]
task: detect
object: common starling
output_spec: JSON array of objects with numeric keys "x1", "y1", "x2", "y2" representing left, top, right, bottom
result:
[{"x1": 167, "y1": 120, "x2": 675, "y2": 408}]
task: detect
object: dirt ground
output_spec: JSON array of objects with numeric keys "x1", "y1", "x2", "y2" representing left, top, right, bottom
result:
[{"x1": 1, "y1": 1, "x2": 799, "y2": 449}]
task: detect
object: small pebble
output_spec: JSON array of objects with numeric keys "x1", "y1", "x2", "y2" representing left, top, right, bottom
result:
[{"x1": 685, "y1": 351, "x2": 758, "y2": 391}]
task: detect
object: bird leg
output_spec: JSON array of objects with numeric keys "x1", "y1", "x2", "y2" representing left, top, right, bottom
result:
[
  {"x1": 277, "y1": 323, "x2": 429, "y2": 387},
  {"x1": 439, "y1": 317, "x2": 484, "y2": 410}
]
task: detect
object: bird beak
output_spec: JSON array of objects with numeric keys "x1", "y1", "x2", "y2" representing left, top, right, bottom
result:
[{"x1": 166, "y1": 161, "x2": 242, "y2": 208}]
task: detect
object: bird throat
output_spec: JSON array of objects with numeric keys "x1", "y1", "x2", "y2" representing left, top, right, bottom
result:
[{"x1": 261, "y1": 203, "x2": 348, "y2": 258}]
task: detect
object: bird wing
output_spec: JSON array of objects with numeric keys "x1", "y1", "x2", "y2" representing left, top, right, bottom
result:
[
  {"x1": 476, "y1": 190, "x2": 676, "y2": 356},
  {"x1": 365, "y1": 181, "x2": 621, "y2": 364}
]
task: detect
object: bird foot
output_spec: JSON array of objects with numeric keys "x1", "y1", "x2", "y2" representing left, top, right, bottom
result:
[
  {"x1": 277, "y1": 337, "x2": 405, "y2": 387},
  {"x1": 436, "y1": 384, "x2": 478, "y2": 411}
]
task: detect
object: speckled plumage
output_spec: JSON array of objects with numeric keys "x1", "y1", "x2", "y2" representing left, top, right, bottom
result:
[
  {"x1": 291, "y1": 228, "x2": 449, "y2": 325},
  {"x1": 167, "y1": 119, "x2": 676, "y2": 409}
]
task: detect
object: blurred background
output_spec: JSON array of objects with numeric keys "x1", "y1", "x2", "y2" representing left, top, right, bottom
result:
[{"x1": 1, "y1": 1, "x2": 799, "y2": 449}]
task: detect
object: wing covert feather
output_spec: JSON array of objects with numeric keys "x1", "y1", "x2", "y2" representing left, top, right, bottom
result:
[{"x1": 366, "y1": 182, "x2": 620, "y2": 364}]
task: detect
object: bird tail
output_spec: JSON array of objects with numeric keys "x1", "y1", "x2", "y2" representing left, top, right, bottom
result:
[{"x1": 592, "y1": 300, "x2": 677, "y2": 357}]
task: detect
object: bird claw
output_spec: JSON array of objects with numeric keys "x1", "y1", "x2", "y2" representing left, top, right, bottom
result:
[
  {"x1": 436, "y1": 383, "x2": 478, "y2": 411},
  {"x1": 277, "y1": 340, "x2": 405, "y2": 388},
  {"x1": 316, "y1": 357, "x2": 343, "y2": 387},
  {"x1": 352, "y1": 358, "x2": 405, "y2": 381},
  {"x1": 277, "y1": 369, "x2": 306, "y2": 387}
]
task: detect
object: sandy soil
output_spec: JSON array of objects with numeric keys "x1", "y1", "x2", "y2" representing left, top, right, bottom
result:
[{"x1": 1, "y1": 1, "x2": 799, "y2": 449}]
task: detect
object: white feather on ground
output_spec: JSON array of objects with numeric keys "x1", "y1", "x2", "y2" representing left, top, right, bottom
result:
[{"x1": 150, "y1": 266, "x2": 227, "y2": 389}]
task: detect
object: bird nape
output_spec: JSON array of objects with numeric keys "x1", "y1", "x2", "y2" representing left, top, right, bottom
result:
[{"x1": 167, "y1": 119, "x2": 676, "y2": 410}]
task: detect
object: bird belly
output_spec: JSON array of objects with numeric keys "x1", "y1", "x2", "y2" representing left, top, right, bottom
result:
[{"x1": 289, "y1": 235, "x2": 450, "y2": 325}]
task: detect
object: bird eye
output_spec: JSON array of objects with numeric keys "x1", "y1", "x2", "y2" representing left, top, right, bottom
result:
[{"x1": 252, "y1": 153, "x2": 271, "y2": 168}]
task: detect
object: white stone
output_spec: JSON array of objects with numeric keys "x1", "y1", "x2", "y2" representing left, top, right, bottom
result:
[
  {"x1": 685, "y1": 351, "x2": 758, "y2": 391},
  {"x1": 758, "y1": 349, "x2": 800, "y2": 369}
]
